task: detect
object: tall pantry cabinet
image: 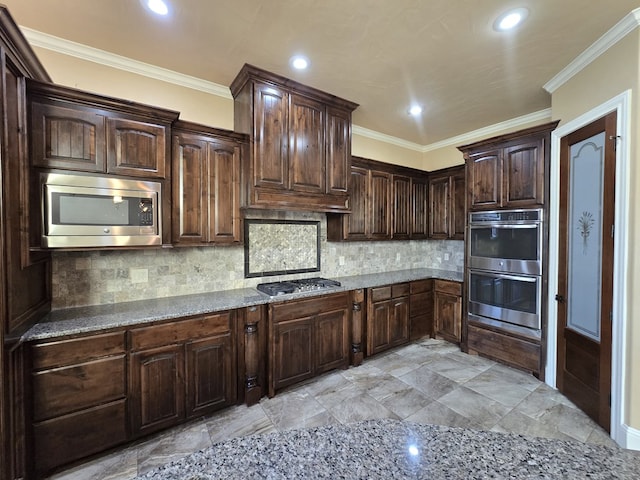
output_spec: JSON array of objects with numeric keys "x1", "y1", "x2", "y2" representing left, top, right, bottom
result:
[{"x1": 0, "y1": 7, "x2": 52, "y2": 480}]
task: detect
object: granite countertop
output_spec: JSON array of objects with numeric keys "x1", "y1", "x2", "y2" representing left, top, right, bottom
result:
[
  {"x1": 23, "y1": 268, "x2": 463, "y2": 342},
  {"x1": 135, "y1": 419, "x2": 640, "y2": 479}
]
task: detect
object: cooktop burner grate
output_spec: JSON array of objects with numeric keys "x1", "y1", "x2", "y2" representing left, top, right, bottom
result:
[{"x1": 256, "y1": 277, "x2": 341, "y2": 296}]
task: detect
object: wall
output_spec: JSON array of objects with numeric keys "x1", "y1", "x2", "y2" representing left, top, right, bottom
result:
[
  {"x1": 550, "y1": 30, "x2": 640, "y2": 430},
  {"x1": 51, "y1": 210, "x2": 464, "y2": 309}
]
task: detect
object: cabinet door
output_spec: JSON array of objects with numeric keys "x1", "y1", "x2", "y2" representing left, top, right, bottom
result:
[
  {"x1": 367, "y1": 300, "x2": 391, "y2": 356},
  {"x1": 450, "y1": 169, "x2": 466, "y2": 240},
  {"x1": 392, "y1": 175, "x2": 411, "y2": 239},
  {"x1": 434, "y1": 291, "x2": 462, "y2": 343},
  {"x1": 389, "y1": 296, "x2": 410, "y2": 347},
  {"x1": 30, "y1": 101, "x2": 105, "y2": 172},
  {"x1": 130, "y1": 344, "x2": 185, "y2": 437},
  {"x1": 503, "y1": 139, "x2": 544, "y2": 207},
  {"x1": 289, "y1": 92, "x2": 325, "y2": 193},
  {"x1": 253, "y1": 82, "x2": 288, "y2": 189},
  {"x1": 468, "y1": 149, "x2": 502, "y2": 209},
  {"x1": 411, "y1": 176, "x2": 429, "y2": 239},
  {"x1": 345, "y1": 166, "x2": 369, "y2": 239},
  {"x1": 429, "y1": 175, "x2": 449, "y2": 239},
  {"x1": 186, "y1": 333, "x2": 236, "y2": 418},
  {"x1": 172, "y1": 133, "x2": 208, "y2": 244},
  {"x1": 106, "y1": 117, "x2": 167, "y2": 178},
  {"x1": 208, "y1": 139, "x2": 241, "y2": 243},
  {"x1": 370, "y1": 170, "x2": 391, "y2": 239},
  {"x1": 271, "y1": 317, "x2": 314, "y2": 394},
  {"x1": 325, "y1": 106, "x2": 351, "y2": 195},
  {"x1": 315, "y1": 308, "x2": 349, "y2": 374}
]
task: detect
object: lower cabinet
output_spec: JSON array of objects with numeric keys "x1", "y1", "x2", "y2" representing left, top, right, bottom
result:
[
  {"x1": 29, "y1": 331, "x2": 128, "y2": 476},
  {"x1": 366, "y1": 283, "x2": 410, "y2": 356},
  {"x1": 129, "y1": 312, "x2": 237, "y2": 437},
  {"x1": 410, "y1": 279, "x2": 434, "y2": 340},
  {"x1": 434, "y1": 280, "x2": 462, "y2": 343},
  {"x1": 268, "y1": 292, "x2": 350, "y2": 396}
]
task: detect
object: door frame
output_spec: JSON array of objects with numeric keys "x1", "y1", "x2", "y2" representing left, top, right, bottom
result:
[{"x1": 545, "y1": 90, "x2": 631, "y2": 447}]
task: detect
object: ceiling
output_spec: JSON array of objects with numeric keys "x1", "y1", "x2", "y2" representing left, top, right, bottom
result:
[{"x1": 3, "y1": 0, "x2": 639, "y2": 146}]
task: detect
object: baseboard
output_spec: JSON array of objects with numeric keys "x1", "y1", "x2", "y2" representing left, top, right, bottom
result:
[{"x1": 619, "y1": 424, "x2": 640, "y2": 450}]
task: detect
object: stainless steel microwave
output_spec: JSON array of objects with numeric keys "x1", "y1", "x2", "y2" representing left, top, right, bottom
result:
[{"x1": 41, "y1": 173, "x2": 162, "y2": 248}]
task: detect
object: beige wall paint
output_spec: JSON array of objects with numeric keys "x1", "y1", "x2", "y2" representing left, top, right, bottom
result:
[
  {"x1": 551, "y1": 31, "x2": 640, "y2": 429},
  {"x1": 33, "y1": 47, "x2": 235, "y2": 130},
  {"x1": 351, "y1": 134, "x2": 423, "y2": 169}
]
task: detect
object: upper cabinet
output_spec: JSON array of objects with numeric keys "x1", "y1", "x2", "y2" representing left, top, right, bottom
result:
[
  {"x1": 458, "y1": 122, "x2": 560, "y2": 210},
  {"x1": 230, "y1": 64, "x2": 358, "y2": 213},
  {"x1": 27, "y1": 80, "x2": 179, "y2": 179},
  {"x1": 327, "y1": 156, "x2": 430, "y2": 241},
  {"x1": 428, "y1": 165, "x2": 465, "y2": 240},
  {"x1": 172, "y1": 121, "x2": 247, "y2": 246}
]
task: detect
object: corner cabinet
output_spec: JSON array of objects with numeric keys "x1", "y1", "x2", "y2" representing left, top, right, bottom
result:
[
  {"x1": 230, "y1": 64, "x2": 358, "y2": 213},
  {"x1": 428, "y1": 165, "x2": 465, "y2": 240},
  {"x1": 327, "y1": 156, "x2": 430, "y2": 241},
  {"x1": 172, "y1": 121, "x2": 246, "y2": 245},
  {"x1": 268, "y1": 292, "x2": 350, "y2": 396},
  {"x1": 458, "y1": 121, "x2": 559, "y2": 210}
]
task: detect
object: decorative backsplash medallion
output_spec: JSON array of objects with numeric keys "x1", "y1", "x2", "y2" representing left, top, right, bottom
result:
[{"x1": 244, "y1": 219, "x2": 320, "y2": 277}]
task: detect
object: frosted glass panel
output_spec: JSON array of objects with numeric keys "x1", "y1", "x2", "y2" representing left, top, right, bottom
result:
[{"x1": 567, "y1": 132, "x2": 604, "y2": 342}]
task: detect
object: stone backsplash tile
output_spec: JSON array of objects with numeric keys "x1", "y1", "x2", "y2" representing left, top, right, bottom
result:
[{"x1": 51, "y1": 211, "x2": 464, "y2": 309}]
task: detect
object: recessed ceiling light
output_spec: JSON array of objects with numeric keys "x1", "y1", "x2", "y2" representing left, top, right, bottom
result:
[
  {"x1": 408, "y1": 105, "x2": 423, "y2": 116},
  {"x1": 290, "y1": 55, "x2": 310, "y2": 70},
  {"x1": 494, "y1": 7, "x2": 529, "y2": 31},
  {"x1": 145, "y1": 0, "x2": 169, "y2": 16}
]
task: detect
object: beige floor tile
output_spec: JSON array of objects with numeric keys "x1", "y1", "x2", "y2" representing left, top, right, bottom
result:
[
  {"x1": 378, "y1": 387, "x2": 433, "y2": 419},
  {"x1": 206, "y1": 403, "x2": 276, "y2": 444},
  {"x1": 399, "y1": 364, "x2": 459, "y2": 400},
  {"x1": 326, "y1": 392, "x2": 400, "y2": 424},
  {"x1": 436, "y1": 385, "x2": 513, "y2": 430},
  {"x1": 405, "y1": 400, "x2": 484, "y2": 430},
  {"x1": 48, "y1": 449, "x2": 138, "y2": 480}
]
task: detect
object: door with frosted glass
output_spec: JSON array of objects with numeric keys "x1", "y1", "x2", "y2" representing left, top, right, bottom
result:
[{"x1": 556, "y1": 112, "x2": 615, "y2": 432}]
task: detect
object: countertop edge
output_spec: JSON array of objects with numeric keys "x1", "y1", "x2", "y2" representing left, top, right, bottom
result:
[{"x1": 22, "y1": 268, "x2": 463, "y2": 342}]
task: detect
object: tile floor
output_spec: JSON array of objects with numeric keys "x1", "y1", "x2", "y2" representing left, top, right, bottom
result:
[{"x1": 49, "y1": 338, "x2": 616, "y2": 480}]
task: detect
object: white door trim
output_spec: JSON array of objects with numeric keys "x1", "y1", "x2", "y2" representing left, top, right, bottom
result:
[{"x1": 546, "y1": 89, "x2": 632, "y2": 448}]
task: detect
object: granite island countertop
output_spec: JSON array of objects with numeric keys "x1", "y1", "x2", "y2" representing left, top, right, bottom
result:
[{"x1": 23, "y1": 268, "x2": 463, "y2": 342}]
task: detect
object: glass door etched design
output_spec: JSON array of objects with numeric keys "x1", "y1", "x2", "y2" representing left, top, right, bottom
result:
[{"x1": 566, "y1": 133, "x2": 605, "y2": 341}]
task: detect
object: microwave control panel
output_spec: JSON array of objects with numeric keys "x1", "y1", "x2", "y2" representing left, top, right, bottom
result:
[{"x1": 138, "y1": 198, "x2": 154, "y2": 226}]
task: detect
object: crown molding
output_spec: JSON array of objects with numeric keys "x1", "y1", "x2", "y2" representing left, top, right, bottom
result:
[
  {"x1": 421, "y1": 109, "x2": 552, "y2": 152},
  {"x1": 21, "y1": 27, "x2": 553, "y2": 154},
  {"x1": 544, "y1": 8, "x2": 640, "y2": 94},
  {"x1": 351, "y1": 124, "x2": 424, "y2": 152},
  {"x1": 20, "y1": 27, "x2": 232, "y2": 98}
]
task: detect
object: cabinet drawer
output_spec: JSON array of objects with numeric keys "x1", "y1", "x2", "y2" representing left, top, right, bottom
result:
[
  {"x1": 434, "y1": 279, "x2": 462, "y2": 296},
  {"x1": 130, "y1": 312, "x2": 232, "y2": 351},
  {"x1": 369, "y1": 286, "x2": 391, "y2": 302},
  {"x1": 271, "y1": 292, "x2": 349, "y2": 323},
  {"x1": 410, "y1": 291, "x2": 433, "y2": 318},
  {"x1": 410, "y1": 279, "x2": 432, "y2": 294},
  {"x1": 31, "y1": 331, "x2": 126, "y2": 369},
  {"x1": 392, "y1": 283, "x2": 410, "y2": 298},
  {"x1": 468, "y1": 325, "x2": 541, "y2": 373},
  {"x1": 33, "y1": 356, "x2": 126, "y2": 421},
  {"x1": 34, "y1": 400, "x2": 127, "y2": 474}
]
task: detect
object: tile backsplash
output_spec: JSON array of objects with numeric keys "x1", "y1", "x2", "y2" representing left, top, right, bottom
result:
[{"x1": 51, "y1": 211, "x2": 464, "y2": 309}]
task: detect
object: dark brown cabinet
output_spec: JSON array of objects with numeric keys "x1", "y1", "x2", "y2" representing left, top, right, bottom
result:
[
  {"x1": 28, "y1": 81, "x2": 178, "y2": 179},
  {"x1": 327, "y1": 156, "x2": 430, "y2": 241},
  {"x1": 410, "y1": 279, "x2": 434, "y2": 341},
  {"x1": 459, "y1": 122, "x2": 559, "y2": 210},
  {"x1": 428, "y1": 165, "x2": 465, "y2": 240},
  {"x1": 129, "y1": 312, "x2": 237, "y2": 437},
  {"x1": 230, "y1": 64, "x2": 358, "y2": 213},
  {"x1": 268, "y1": 292, "x2": 350, "y2": 396},
  {"x1": 366, "y1": 283, "x2": 410, "y2": 356},
  {"x1": 30, "y1": 332, "x2": 127, "y2": 476},
  {"x1": 434, "y1": 280, "x2": 462, "y2": 343},
  {"x1": 172, "y1": 121, "x2": 246, "y2": 245}
]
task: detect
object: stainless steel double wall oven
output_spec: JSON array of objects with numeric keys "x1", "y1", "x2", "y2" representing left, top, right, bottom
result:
[{"x1": 467, "y1": 209, "x2": 543, "y2": 338}]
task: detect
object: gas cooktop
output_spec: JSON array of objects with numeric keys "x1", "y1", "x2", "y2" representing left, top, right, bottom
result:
[{"x1": 256, "y1": 277, "x2": 341, "y2": 296}]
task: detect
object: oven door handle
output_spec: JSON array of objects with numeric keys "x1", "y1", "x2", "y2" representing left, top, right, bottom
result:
[
  {"x1": 481, "y1": 272, "x2": 539, "y2": 283},
  {"x1": 469, "y1": 223, "x2": 539, "y2": 229}
]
